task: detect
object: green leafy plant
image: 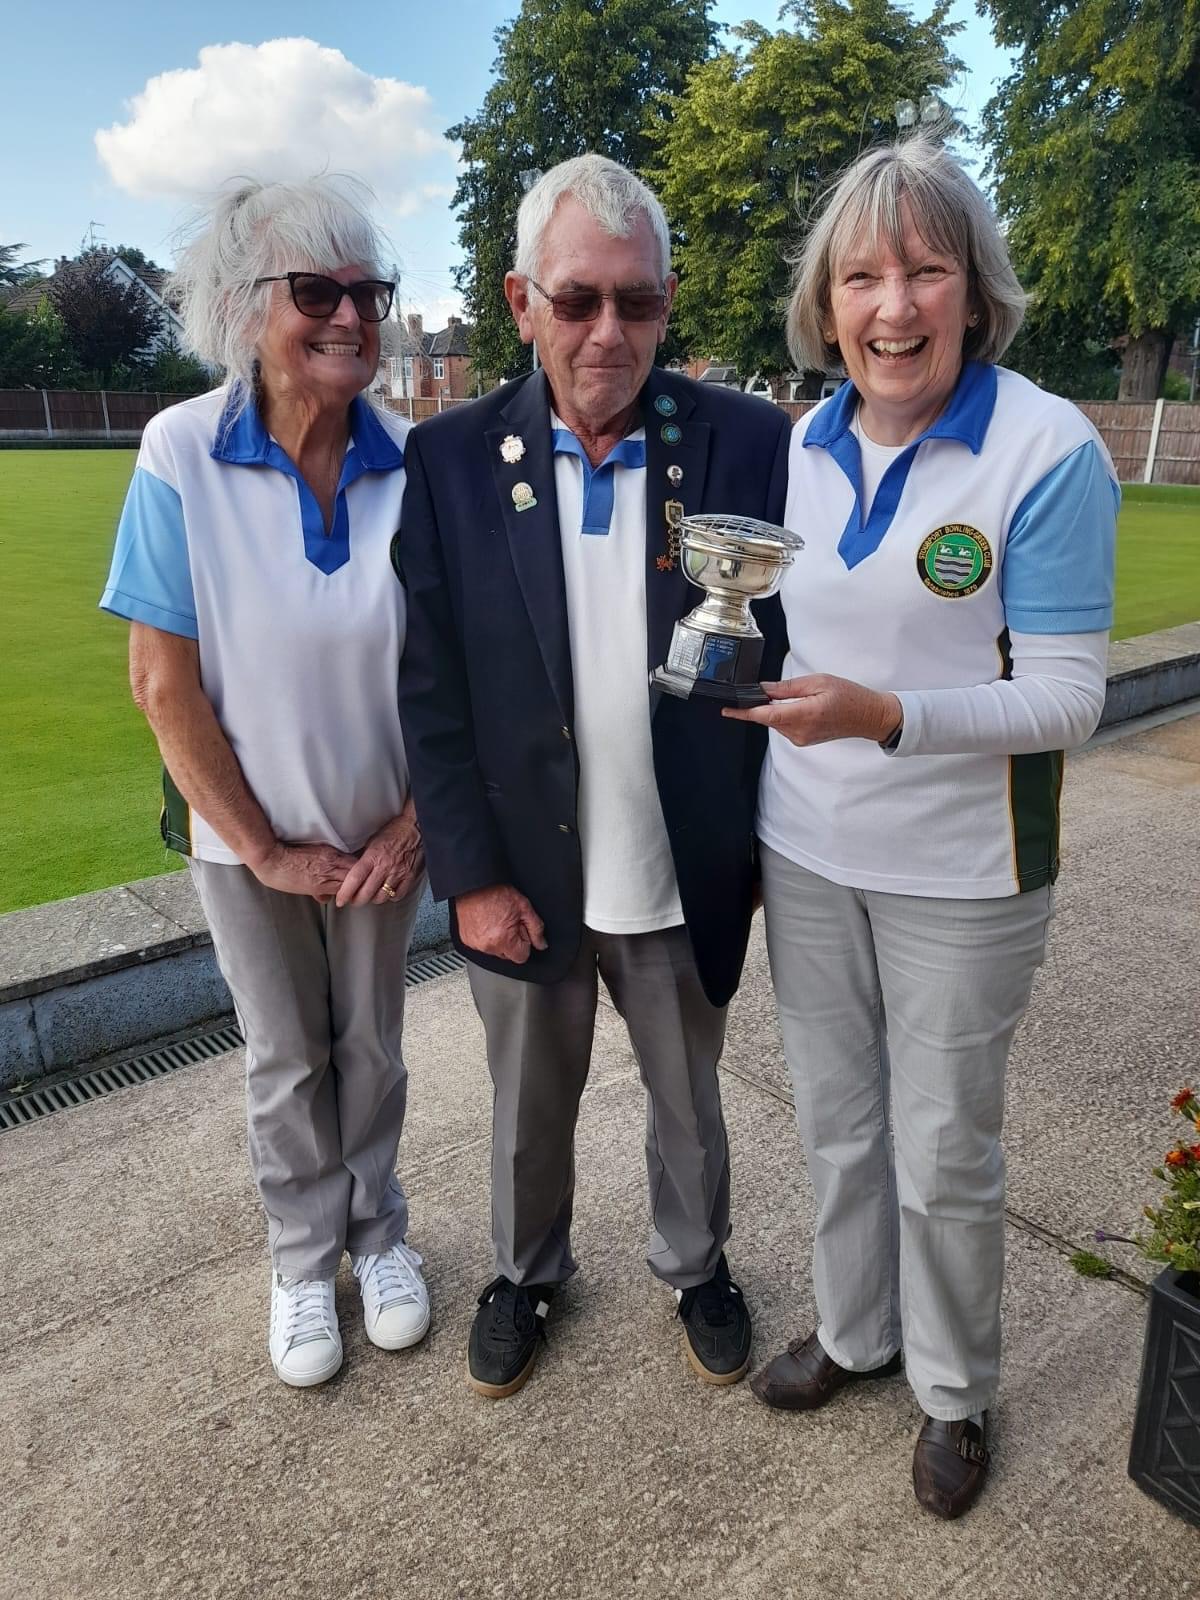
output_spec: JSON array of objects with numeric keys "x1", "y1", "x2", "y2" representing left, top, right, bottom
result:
[{"x1": 1075, "y1": 1089, "x2": 1200, "y2": 1279}]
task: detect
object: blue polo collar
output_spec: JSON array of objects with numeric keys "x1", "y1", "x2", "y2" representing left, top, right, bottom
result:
[
  {"x1": 804, "y1": 360, "x2": 998, "y2": 570},
  {"x1": 211, "y1": 388, "x2": 404, "y2": 471},
  {"x1": 210, "y1": 388, "x2": 403, "y2": 575},
  {"x1": 552, "y1": 427, "x2": 646, "y2": 536}
]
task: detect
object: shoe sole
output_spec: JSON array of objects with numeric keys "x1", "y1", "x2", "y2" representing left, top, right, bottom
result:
[
  {"x1": 365, "y1": 1305, "x2": 432, "y2": 1351},
  {"x1": 466, "y1": 1345, "x2": 539, "y2": 1399},
  {"x1": 272, "y1": 1347, "x2": 343, "y2": 1389},
  {"x1": 682, "y1": 1330, "x2": 750, "y2": 1386}
]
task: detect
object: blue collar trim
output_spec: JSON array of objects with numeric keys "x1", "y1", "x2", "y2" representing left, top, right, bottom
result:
[
  {"x1": 211, "y1": 390, "x2": 403, "y2": 470},
  {"x1": 552, "y1": 428, "x2": 646, "y2": 536},
  {"x1": 209, "y1": 390, "x2": 402, "y2": 575},
  {"x1": 802, "y1": 361, "x2": 998, "y2": 570},
  {"x1": 804, "y1": 360, "x2": 997, "y2": 454}
]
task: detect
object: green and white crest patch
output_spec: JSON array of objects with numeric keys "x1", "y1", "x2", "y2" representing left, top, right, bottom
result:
[{"x1": 917, "y1": 525, "x2": 993, "y2": 598}]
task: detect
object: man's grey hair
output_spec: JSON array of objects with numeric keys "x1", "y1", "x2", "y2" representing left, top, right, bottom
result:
[
  {"x1": 787, "y1": 135, "x2": 1027, "y2": 374},
  {"x1": 514, "y1": 154, "x2": 671, "y2": 282},
  {"x1": 169, "y1": 174, "x2": 390, "y2": 405}
]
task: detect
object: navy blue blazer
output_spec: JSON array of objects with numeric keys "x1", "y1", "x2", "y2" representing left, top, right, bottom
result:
[{"x1": 395, "y1": 365, "x2": 791, "y2": 1008}]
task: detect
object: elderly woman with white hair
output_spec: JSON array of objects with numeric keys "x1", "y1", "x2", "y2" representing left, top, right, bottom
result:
[
  {"x1": 100, "y1": 176, "x2": 428, "y2": 1388},
  {"x1": 726, "y1": 136, "x2": 1118, "y2": 1515}
]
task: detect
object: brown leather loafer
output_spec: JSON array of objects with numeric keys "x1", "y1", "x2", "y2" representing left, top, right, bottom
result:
[
  {"x1": 750, "y1": 1329, "x2": 902, "y2": 1411},
  {"x1": 912, "y1": 1413, "x2": 990, "y2": 1519}
]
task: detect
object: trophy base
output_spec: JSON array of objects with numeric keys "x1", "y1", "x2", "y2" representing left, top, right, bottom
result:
[
  {"x1": 650, "y1": 665, "x2": 768, "y2": 707},
  {"x1": 650, "y1": 625, "x2": 767, "y2": 707}
]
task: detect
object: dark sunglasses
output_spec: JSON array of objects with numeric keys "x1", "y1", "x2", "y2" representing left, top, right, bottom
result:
[
  {"x1": 528, "y1": 279, "x2": 667, "y2": 323},
  {"x1": 254, "y1": 272, "x2": 396, "y2": 323}
]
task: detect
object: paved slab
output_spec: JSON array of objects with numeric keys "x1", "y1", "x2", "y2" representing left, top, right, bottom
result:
[{"x1": 4, "y1": 716, "x2": 1200, "y2": 1599}]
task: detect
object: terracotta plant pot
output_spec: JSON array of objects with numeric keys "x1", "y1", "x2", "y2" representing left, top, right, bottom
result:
[{"x1": 1128, "y1": 1267, "x2": 1200, "y2": 1527}]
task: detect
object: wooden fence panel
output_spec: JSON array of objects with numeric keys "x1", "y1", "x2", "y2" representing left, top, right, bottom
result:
[
  {"x1": 47, "y1": 391, "x2": 105, "y2": 433},
  {"x1": 1077, "y1": 402, "x2": 1153, "y2": 483},
  {"x1": 1153, "y1": 404, "x2": 1200, "y2": 486},
  {"x1": 0, "y1": 391, "x2": 46, "y2": 430}
]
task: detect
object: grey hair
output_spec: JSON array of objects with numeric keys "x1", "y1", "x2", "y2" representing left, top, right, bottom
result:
[
  {"x1": 787, "y1": 135, "x2": 1026, "y2": 374},
  {"x1": 514, "y1": 154, "x2": 671, "y2": 282},
  {"x1": 169, "y1": 174, "x2": 390, "y2": 408}
]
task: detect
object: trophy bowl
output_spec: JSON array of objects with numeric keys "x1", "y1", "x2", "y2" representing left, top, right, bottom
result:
[{"x1": 651, "y1": 513, "x2": 804, "y2": 707}]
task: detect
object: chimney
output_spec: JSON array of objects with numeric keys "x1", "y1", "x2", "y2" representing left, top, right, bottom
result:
[
  {"x1": 447, "y1": 315, "x2": 461, "y2": 327},
  {"x1": 406, "y1": 313, "x2": 424, "y2": 340}
]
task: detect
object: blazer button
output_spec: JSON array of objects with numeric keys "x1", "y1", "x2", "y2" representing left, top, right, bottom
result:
[
  {"x1": 560, "y1": 726, "x2": 571, "y2": 740},
  {"x1": 558, "y1": 822, "x2": 573, "y2": 834}
]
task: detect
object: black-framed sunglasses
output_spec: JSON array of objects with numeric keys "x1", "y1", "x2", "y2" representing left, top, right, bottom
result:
[
  {"x1": 254, "y1": 272, "x2": 396, "y2": 323},
  {"x1": 527, "y1": 279, "x2": 667, "y2": 324}
]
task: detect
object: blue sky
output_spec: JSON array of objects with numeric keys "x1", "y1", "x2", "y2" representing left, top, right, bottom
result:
[{"x1": 2, "y1": 1, "x2": 1010, "y2": 330}]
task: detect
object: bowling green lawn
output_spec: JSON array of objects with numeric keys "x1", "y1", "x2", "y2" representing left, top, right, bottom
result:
[{"x1": 2, "y1": 451, "x2": 1199, "y2": 914}]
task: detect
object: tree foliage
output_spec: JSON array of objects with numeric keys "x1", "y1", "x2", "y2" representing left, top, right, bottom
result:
[
  {"x1": 447, "y1": 0, "x2": 717, "y2": 380},
  {"x1": 981, "y1": 0, "x2": 1200, "y2": 400},
  {"x1": 48, "y1": 249, "x2": 164, "y2": 384},
  {"x1": 0, "y1": 303, "x2": 81, "y2": 388},
  {"x1": 0, "y1": 243, "x2": 46, "y2": 289},
  {"x1": 648, "y1": 0, "x2": 962, "y2": 382}
]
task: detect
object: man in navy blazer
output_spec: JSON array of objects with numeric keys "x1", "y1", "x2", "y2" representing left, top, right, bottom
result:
[{"x1": 396, "y1": 155, "x2": 790, "y2": 1399}]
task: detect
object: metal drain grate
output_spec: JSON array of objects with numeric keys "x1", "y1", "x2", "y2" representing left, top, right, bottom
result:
[
  {"x1": 406, "y1": 948, "x2": 466, "y2": 985},
  {"x1": 0, "y1": 946, "x2": 466, "y2": 1133}
]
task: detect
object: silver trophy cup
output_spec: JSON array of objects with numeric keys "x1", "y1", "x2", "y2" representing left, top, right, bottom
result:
[{"x1": 650, "y1": 514, "x2": 804, "y2": 708}]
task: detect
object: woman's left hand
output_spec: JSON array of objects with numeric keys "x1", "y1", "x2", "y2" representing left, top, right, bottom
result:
[
  {"x1": 335, "y1": 805, "x2": 425, "y2": 908},
  {"x1": 722, "y1": 675, "x2": 902, "y2": 748}
]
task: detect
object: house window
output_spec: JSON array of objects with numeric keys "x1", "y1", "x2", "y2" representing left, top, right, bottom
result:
[
  {"x1": 433, "y1": 358, "x2": 445, "y2": 381},
  {"x1": 402, "y1": 356, "x2": 413, "y2": 381}
]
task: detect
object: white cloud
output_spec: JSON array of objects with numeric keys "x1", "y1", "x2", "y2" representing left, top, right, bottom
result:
[{"x1": 95, "y1": 38, "x2": 455, "y2": 218}]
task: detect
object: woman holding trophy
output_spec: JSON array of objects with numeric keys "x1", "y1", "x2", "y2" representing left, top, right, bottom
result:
[{"x1": 724, "y1": 135, "x2": 1118, "y2": 1518}]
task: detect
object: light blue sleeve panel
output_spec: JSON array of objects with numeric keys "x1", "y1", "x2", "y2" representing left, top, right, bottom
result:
[
  {"x1": 1001, "y1": 439, "x2": 1118, "y2": 633},
  {"x1": 99, "y1": 465, "x2": 198, "y2": 639}
]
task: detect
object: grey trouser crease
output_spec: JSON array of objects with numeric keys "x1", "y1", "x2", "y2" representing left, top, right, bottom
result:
[
  {"x1": 468, "y1": 923, "x2": 731, "y2": 1290},
  {"x1": 189, "y1": 859, "x2": 424, "y2": 1279},
  {"x1": 760, "y1": 845, "x2": 1053, "y2": 1421}
]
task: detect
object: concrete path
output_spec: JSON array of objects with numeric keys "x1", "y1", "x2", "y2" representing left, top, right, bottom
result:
[{"x1": 4, "y1": 714, "x2": 1199, "y2": 1599}]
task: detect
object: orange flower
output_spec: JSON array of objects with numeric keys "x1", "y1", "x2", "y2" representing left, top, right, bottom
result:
[
  {"x1": 1165, "y1": 1149, "x2": 1190, "y2": 1167},
  {"x1": 1172, "y1": 1088, "x2": 1196, "y2": 1111},
  {"x1": 1191, "y1": 1144, "x2": 1200, "y2": 1161}
]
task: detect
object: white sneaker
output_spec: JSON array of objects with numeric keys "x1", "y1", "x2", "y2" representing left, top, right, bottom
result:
[
  {"x1": 351, "y1": 1240, "x2": 431, "y2": 1350},
  {"x1": 268, "y1": 1273, "x2": 342, "y2": 1388}
]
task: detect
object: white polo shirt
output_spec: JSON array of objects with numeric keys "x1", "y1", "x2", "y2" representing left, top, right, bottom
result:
[
  {"x1": 757, "y1": 363, "x2": 1118, "y2": 898},
  {"x1": 551, "y1": 414, "x2": 683, "y2": 933},
  {"x1": 100, "y1": 386, "x2": 411, "y2": 863}
]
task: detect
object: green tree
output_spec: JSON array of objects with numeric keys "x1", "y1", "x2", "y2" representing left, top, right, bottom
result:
[
  {"x1": 137, "y1": 330, "x2": 212, "y2": 397},
  {"x1": 648, "y1": 0, "x2": 961, "y2": 386},
  {"x1": 447, "y1": 0, "x2": 717, "y2": 380},
  {"x1": 48, "y1": 248, "x2": 163, "y2": 385},
  {"x1": 0, "y1": 243, "x2": 46, "y2": 289},
  {"x1": 981, "y1": 0, "x2": 1200, "y2": 401},
  {"x1": 0, "y1": 302, "x2": 81, "y2": 388},
  {"x1": 1002, "y1": 300, "x2": 1122, "y2": 401}
]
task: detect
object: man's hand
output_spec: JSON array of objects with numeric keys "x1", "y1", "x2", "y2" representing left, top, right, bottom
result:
[
  {"x1": 335, "y1": 808, "x2": 425, "y2": 909},
  {"x1": 455, "y1": 883, "x2": 547, "y2": 964},
  {"x1": 251, "y1": 842, "x2": 359, "y2": 900},
  {"x1": 722, "y1": 675, "x2": 901, "y2": 748}
]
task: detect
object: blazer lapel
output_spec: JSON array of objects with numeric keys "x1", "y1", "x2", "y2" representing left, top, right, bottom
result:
[
  {"x1": 486, "y1": 370, "x2": 573, "y2": 726},
  {"x1": 641, "y1": 371, "x2": 711, "y2": 713}
]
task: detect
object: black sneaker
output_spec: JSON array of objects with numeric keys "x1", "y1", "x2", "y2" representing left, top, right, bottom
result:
[
  {"x1": 467, "y1": 1275, "x2": 553, "y2": 1398},
  {"x1": 676, "y1": 1255, "x2": 752, "y2": 1385}
]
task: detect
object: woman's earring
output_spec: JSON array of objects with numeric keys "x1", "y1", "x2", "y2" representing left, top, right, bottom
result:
[{"x1": 967, "y1": 312, "x2": 980, "y2": 327}]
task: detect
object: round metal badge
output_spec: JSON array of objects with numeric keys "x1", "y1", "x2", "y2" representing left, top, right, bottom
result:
[
  {"x1": 916, "y1": 525, "x2": 993, "y2": 598},
  {"x1": 654, "y1": 395, "x2": 678, "y2": 417},
  {"x1": 660, "y1": 423, "x2": 682, "y2": 445}
]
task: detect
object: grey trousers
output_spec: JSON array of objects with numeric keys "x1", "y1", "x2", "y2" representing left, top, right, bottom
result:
[
  {"x1": 760, "y1": 845, "x2": 1053, "y2": 1421},
  {"x1": 468, "y1": 924, "x2": 731, "y2": 1290},
  {"x1": 189, "y1": 859, "x2": 424, "y2": 1279}
]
